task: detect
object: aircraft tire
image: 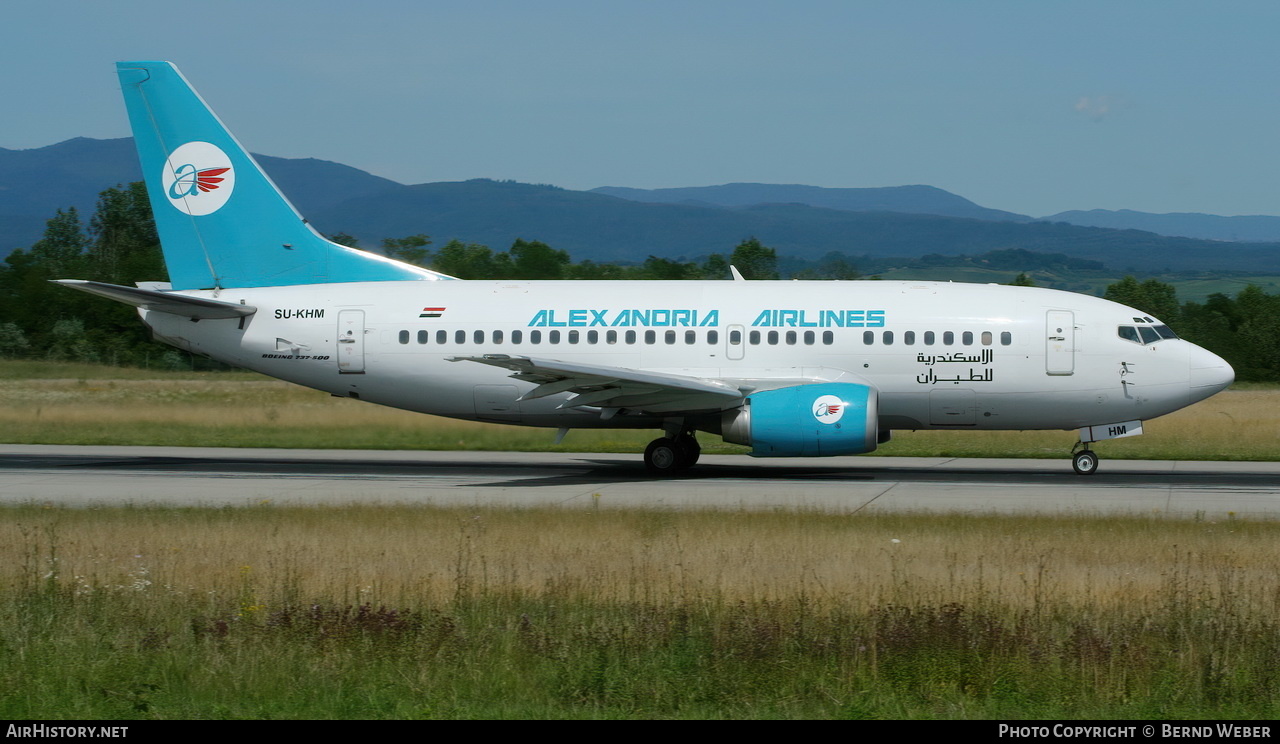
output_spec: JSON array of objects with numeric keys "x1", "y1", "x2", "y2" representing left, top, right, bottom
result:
[
  {"x1": 677, "y1": 436, "x2": 701, "y2": 468},
  {"x1": 644, "y1": 437, "x2": 687, "y2": 476},
  {"x1": 1072, "y1": 449, "x2": 1099, "y2": 475}
]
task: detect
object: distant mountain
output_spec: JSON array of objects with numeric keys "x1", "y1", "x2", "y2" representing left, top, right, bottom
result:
[
  {"x1": 319, "y1": 180, "x2": 1280, "y2": 273},
  {"x1": 592, "y1": 183, "x2": 1031, "y2": 223},
  {"x1": 0, "y1": 137, "x2": 402, "y2": 251},
  {"x1": 1043, "y1": 209, "x2": 1280, "y2": 243},
  {"x1": 4, "y1": 137, "x2": 1280, "y2": 274}
]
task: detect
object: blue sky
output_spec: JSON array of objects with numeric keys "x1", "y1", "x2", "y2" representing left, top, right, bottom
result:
[{"x1": 5, "y1": 0, "x2": 1280, "y2": 217}]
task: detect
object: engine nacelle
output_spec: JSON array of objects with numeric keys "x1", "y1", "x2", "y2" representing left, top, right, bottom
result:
[{"x1": 721, "y1": 382, "x2": 879, "y2": 457}]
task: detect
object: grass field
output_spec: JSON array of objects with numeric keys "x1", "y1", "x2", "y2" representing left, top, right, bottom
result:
[
  {"x1": 3, "y1": 361, "x2": 1278, "y2": 719},
  {"x1": 0, "y1": 360, "x2": 1275, "y2": 460},
  {"x1": 2, "y1": 505, "x2": 1278, "y2": 719}
]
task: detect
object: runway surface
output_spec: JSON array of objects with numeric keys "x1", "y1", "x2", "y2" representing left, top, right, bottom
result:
[{"x1": 1, "y1": 444, "x2": 1277, "y2": 518}]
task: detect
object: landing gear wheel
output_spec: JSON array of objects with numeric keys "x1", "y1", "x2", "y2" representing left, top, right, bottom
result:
[
  {"x1": 1072, "y1": 449, "x2": 1099, "y2": 475},
  {"x1": 644, "y1": 437, "x2": 686, "y2": 476},
  {"x1": 677, "y1": 436, "x2": 701, "y2": 468}
]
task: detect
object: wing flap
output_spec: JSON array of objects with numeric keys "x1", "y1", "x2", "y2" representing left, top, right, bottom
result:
[{"x1": 448, "y1": 354, "x2": 744, "y2": 413}]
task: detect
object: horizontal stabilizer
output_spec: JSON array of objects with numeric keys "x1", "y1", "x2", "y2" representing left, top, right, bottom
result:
[{"x1": 53, "y1": 280, "x2": 257, "y2": 319}]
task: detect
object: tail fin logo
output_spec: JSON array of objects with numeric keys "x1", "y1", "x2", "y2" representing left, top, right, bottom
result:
[
  {"x1": 161, "y1": 142, "x2": 236, "y2": 215},
  {"x1": 812, "y1": 395, "x2": 846, "y2": 425}
]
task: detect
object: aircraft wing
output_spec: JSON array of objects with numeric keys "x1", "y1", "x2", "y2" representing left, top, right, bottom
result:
[{"x1": 448, "y1": 354, "x2": 745, "y2": 414}]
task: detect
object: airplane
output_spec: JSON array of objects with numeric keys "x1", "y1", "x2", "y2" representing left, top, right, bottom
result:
[{"x1": 57, "y1": 61, "x2": 1235, "y2": 476}]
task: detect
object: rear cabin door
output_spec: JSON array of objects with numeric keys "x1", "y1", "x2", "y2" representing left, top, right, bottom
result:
[{"x1": 337, "y1": 309, "x2": 366, "y2": 374}]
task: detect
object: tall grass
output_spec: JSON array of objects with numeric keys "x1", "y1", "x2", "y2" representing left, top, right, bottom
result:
[
  {"x1": 2, "y1": 505, "x2": 1278, "y2": 719},
  {"x1": 0, "y1": 361, "x2": 1275, "y2": 458}
]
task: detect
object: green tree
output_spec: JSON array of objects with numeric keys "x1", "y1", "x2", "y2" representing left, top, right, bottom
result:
[
  {"x1": 1009, "y1": 272, "x2": 1035, "y2": 287},
  {"x1": 566, "y1": 260, "x2": 626, "y2": 280},
  {"x1": 1104, "y1": 276, "x2": 1180, "y2": 323},
  {"x1": 509, "y1": 239, "x2": 570, "y2": 280},
  {"x1": 730, "y1": 237, "x2": 779, "y2": 280},
  {"x1": 701, "y1": 253, "x2": 731, "y2": 280},
  {"x1": 88, "y1": 183, "x2": 163, "y2": 285},
  {"x1": 0, "y1": 322, "x2": 29, "y2": 357},
  {"x1": 642, "y1": 256, "x2": 699, "y2": 280},
  {"x1": 381, "y1": 234, "x2": 432, "y2": 267},
  {"x1": 432, "y1": 240, "x2": 503, "y2": 279},
  {"x1": 30, "y1": 207, "x2": 90, "y2": 277},
  {"x1": 327, "y1": 232, "x2": 360, "y2": 248}
]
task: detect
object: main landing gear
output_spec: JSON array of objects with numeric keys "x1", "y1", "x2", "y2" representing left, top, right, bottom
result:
[
  {"x1": 1070, "y1": 442, "x2": 1099, "y2": 475},
  {"x1": 644, "y1": 433, "x2": 701, "y2": 476}
]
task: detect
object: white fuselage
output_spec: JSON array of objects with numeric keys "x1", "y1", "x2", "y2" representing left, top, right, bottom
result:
[{"x1": 140, "y1": 279, "x2": 1232, "y2": 434}]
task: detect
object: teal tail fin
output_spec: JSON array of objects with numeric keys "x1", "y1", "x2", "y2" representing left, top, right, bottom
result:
[{"x1": 116, "y1": 61, "x2": 451, "y2": 290}]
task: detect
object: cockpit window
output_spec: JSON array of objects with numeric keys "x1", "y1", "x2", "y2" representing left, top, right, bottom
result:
[{"x1": 1118, "y1": 323, "x2": 1179, "y2": 345}]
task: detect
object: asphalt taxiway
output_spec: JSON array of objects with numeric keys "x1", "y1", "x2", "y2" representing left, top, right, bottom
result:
[{"x1": 0, "y1": 444, "x2": 1277, "y2": 518}]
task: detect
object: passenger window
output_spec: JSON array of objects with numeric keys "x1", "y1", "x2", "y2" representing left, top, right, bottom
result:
[
  {"x1": 981, "y1": 331, "x2": 992, "y2": 346},
  {"x1": 904, "y1": 331, "x2": 915, "y2": 345},
  {"x1": 863, "y1": 331, "x2": 874, "y2": 345},
  {"x1": 437, "y1": 330, "x2": 447, "y2": 344},
  {"x1": 882, "y1": 331, "x2": 894, "y2": 345},
  {"x1": 1000, "y1": 331, "x2": 1011, "y2": 346},
  {"x1": 822, "y1": 331, "x2": 833, "y2": 345},
  {"x1": 626, "y1": 331, "x2": 637, "y2": 344},
  {"x1": 606, "y1": 330, "x2": 618, "y2": 344},
  {"x1": 549, "y1": 330, "x2": 561, "y2": 344},
  {"x1": 962, "y1": 331, "x2": 973, "y2": 346},
  {"x1": 786, "y1": 331, "x2": 797, "y2": 345},
  {"x1": 512, "y1": 330, "x2": 523, "y2": 344},
  {"x1": 749, "y1": 331, "x2": 761, "y2": 345},
  {"x1": 493, "y1": 330, "x2": 504, "y2": 344},
  {"x1": 803, "y1": 330, "x2": 815, "y2": 345},
  {"x1": 455, "y1": 330, "x2": 466, "y2": 345},
  {"x1": 418, "y1": 330, "x2": 429, "y2": 344},
  {"x1": 645, "y1": 330, "x2": 656, "y2": 344},
  {"x1": 685, "y1": 330, "x2": 696, "y2": 344},
  {"x1": 474, "y1": 330, "x2": 484, "y2": 344},
  {"x1": 943, "y1": 331, "x2": 954, "y2": 346},
  {"x1": 767, "y1": 331, "x2": 779, "y2": 345},
  {"x1": 398, "y1": 330, "x2": 409, "y2": 344},
  {"x1": 924, "y1": 331, "x2": 935, "y2": 346},
  {"x1": 568, "y1": 330, "x2": 579, "y2": 344},
  {"x1": 587, "y1": 330, "x2": 598, "y2": 344},
  {"x1": 530, "y1": 330, "x2": 542, "y2": 344},
  {"x1": 665, "y1": 330, "x2": 676, "y2": 345},
  {"x1": 708, "y1": 330, "x2": 719, "y2": 344},
  {"x1": 729, "y1": 330, "x2": 742, "y2": 345}
]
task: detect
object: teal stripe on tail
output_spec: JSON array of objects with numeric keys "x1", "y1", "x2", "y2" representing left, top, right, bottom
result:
[{"x1": 116, "y1": 61, "x2": 451, "y2": 289}]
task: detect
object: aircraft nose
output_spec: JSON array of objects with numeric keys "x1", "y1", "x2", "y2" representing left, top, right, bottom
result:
[{"x1": 1187, "y1": 343, "x2": 1234, "y2": 393}]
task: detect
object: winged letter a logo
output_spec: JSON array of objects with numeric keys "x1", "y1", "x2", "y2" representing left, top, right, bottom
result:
[{"x1": 161, "y1": 141, "x2": 236, "y2": 215}]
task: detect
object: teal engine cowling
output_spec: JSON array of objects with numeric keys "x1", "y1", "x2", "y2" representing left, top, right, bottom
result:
[{"x1": 720, "y1": 382, "x2": 879, "y2": 457}]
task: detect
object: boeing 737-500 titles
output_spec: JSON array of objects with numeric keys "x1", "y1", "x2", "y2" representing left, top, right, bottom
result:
[{"x1": 58, "y1": 62, "x2": 1235, "y2": 475}]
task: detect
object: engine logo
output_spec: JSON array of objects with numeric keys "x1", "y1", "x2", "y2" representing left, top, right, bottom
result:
[{"x1": 812, "y1": 394, "x2": 845, "y2": 425}]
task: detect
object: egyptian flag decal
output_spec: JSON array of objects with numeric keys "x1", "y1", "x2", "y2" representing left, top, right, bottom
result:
[{"x1": 419, "y1": 307, "x2": 446, "y2": 318}]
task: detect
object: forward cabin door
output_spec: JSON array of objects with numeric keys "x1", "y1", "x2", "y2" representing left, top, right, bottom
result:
[
  {"x1": 1045, "y1": 310, "x2": 1075, "y2": 376},
  {"x1": 337, "y1": 309, "x2": 366, "y2": 374}
]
